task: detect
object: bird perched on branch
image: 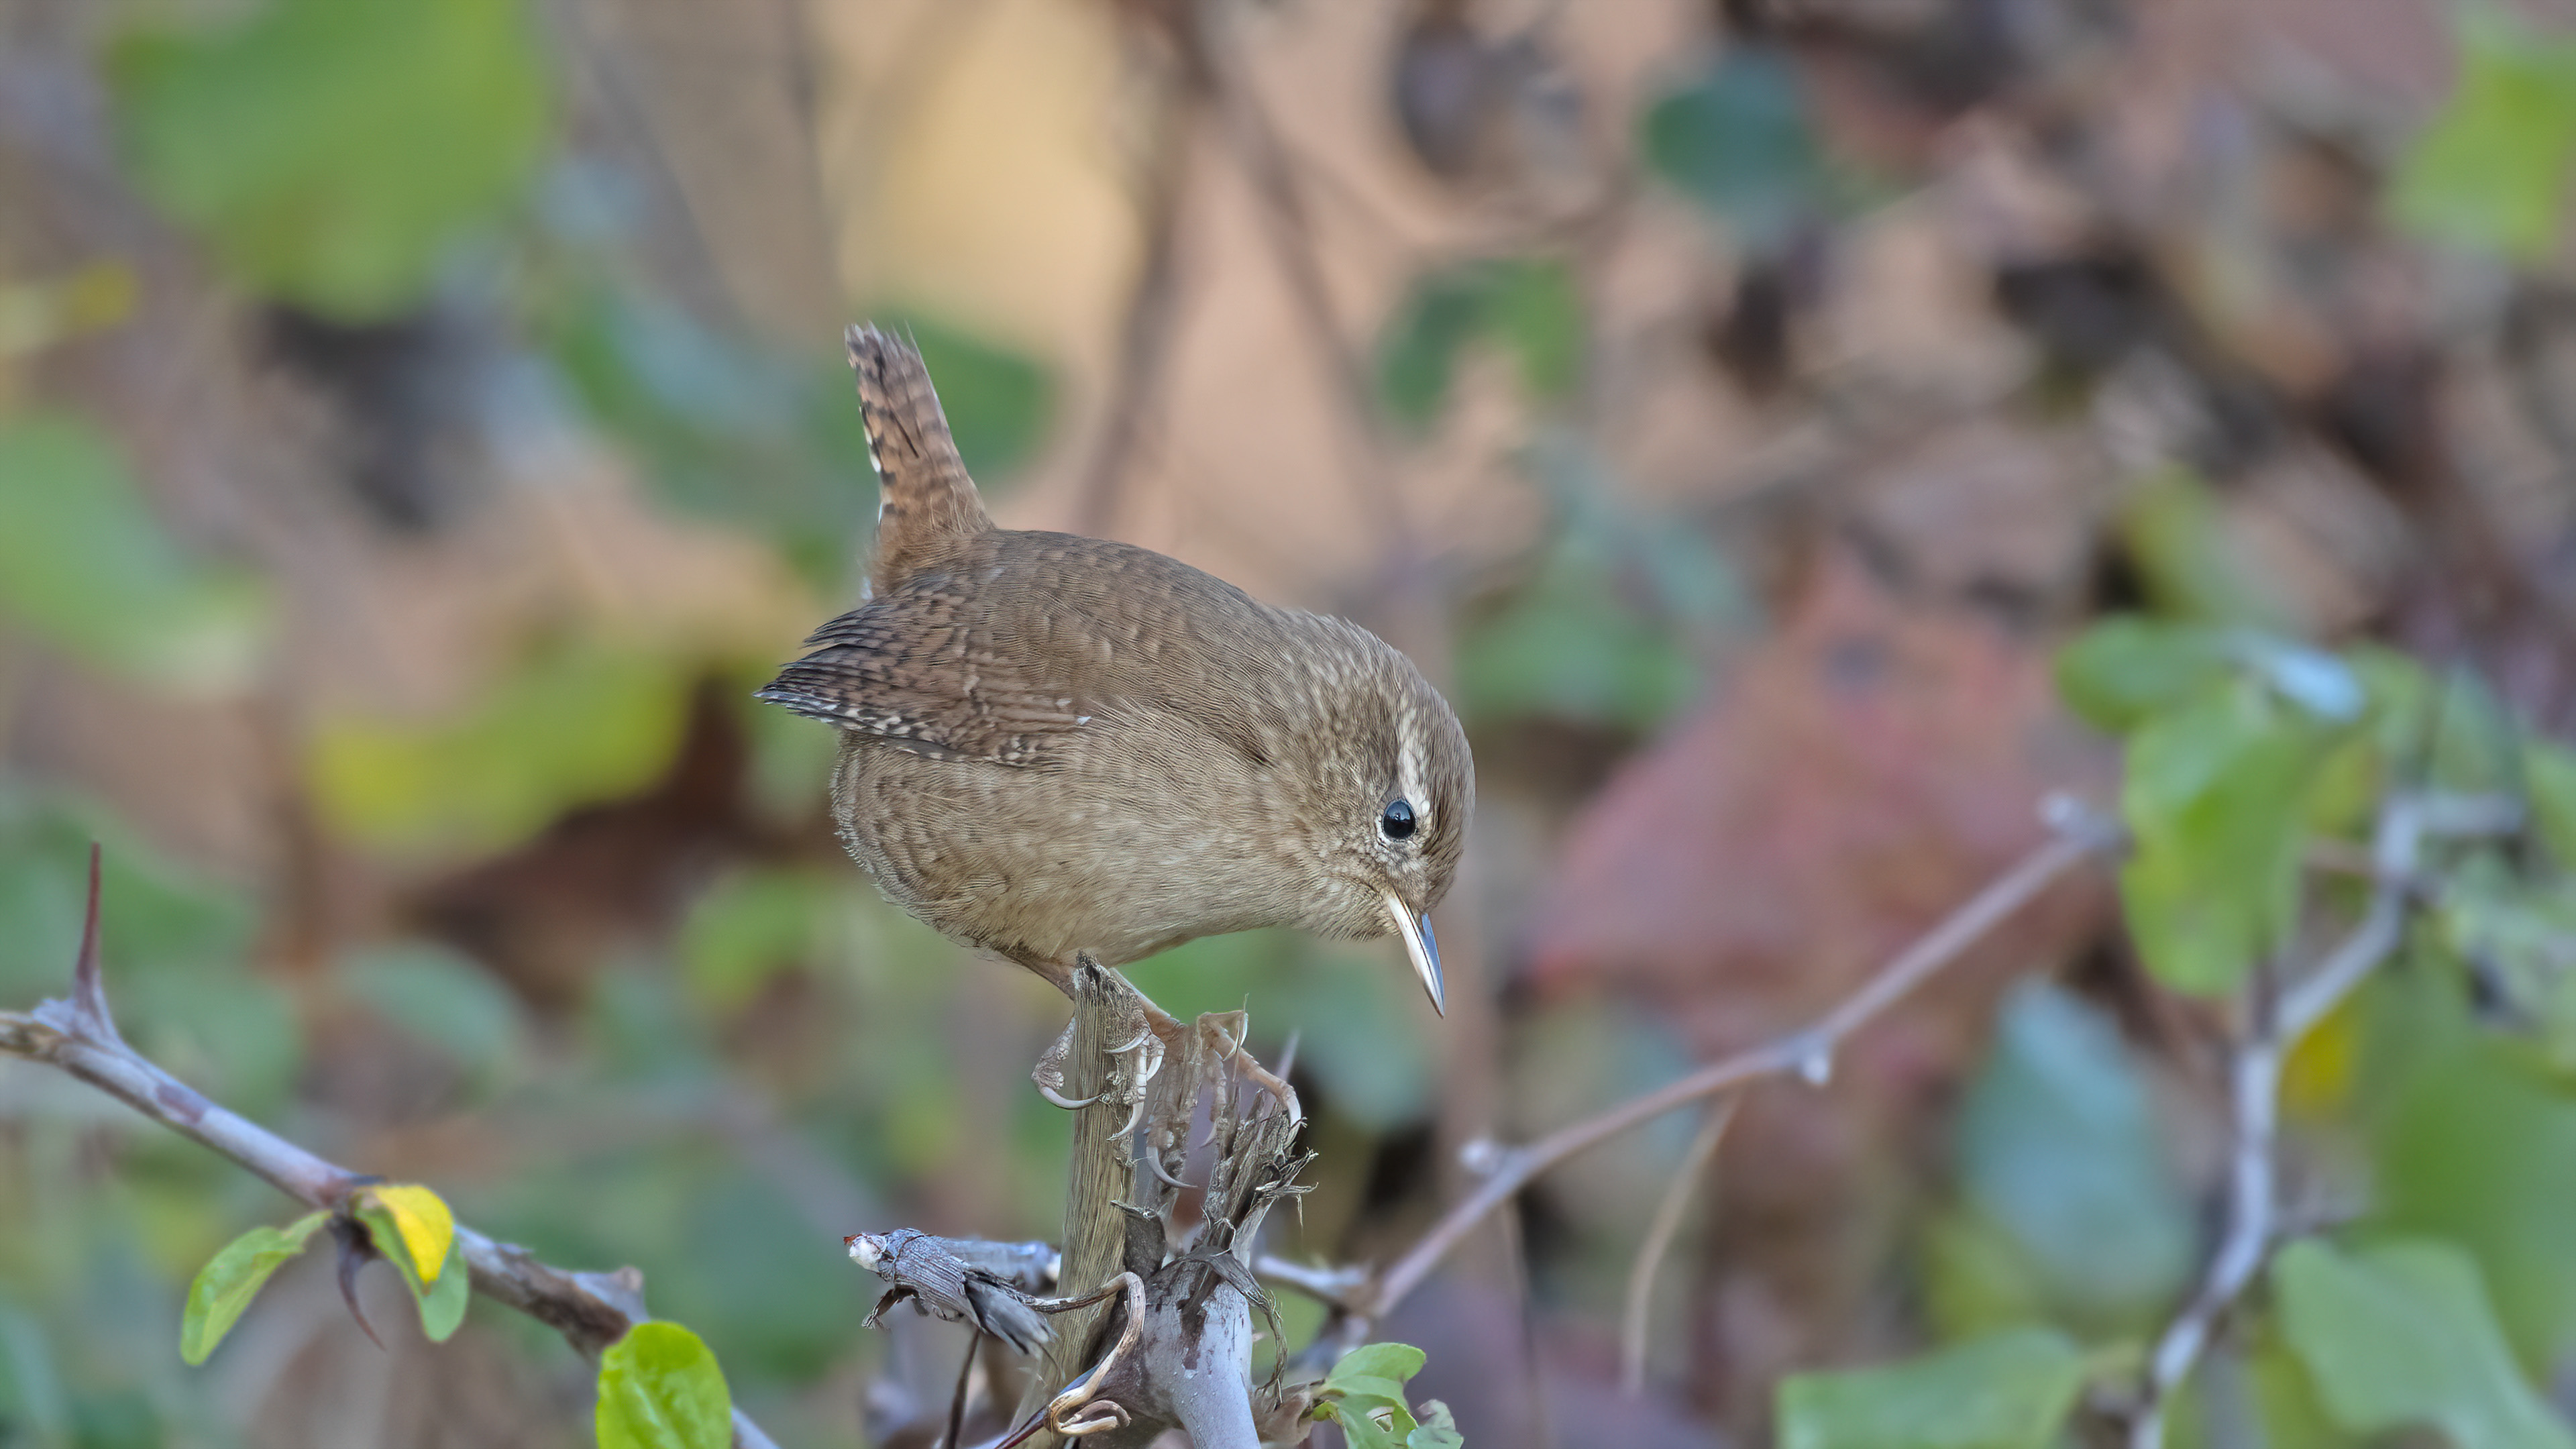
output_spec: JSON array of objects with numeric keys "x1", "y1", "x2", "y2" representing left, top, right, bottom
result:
[{"x1": 759, "y1": 326, "x2": 1471, "y2": 1107}]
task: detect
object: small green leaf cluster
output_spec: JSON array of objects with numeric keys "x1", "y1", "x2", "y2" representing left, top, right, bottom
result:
[
  {"x1": 180, "y1": 1182, "x2": 465, "y2": 1364},
  {"x1": 1311, "y1": 1342, "x2": 1464, "y2": 1449}
]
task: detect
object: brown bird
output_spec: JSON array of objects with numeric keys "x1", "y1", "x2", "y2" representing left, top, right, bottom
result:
[{"x1": 757, "y1": 327, "x2": 1472, "y2": 1104}]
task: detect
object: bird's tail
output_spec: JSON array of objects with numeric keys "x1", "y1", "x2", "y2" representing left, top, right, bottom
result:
[{"x1": 848, "y1": 324, "x2": 989, "y2": 589}]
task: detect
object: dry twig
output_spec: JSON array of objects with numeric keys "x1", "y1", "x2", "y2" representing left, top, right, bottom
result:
[
  {"x1": 1619, "y1": 1095, "x2": 1737, "y2": 1395},
  {"x1": 0, "y1": 849, "x2": 784, "y2": 1449},
  {"x1": 1360, "y1": 796, "x2": 2125, "y2": 1324}
]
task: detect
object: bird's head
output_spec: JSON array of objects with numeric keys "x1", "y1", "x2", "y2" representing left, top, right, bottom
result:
[{"x1": 1281, "y1": 620, "x2": 1474, "y2": 1016}]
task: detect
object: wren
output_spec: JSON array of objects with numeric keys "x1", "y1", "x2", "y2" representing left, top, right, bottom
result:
[{"x1": 757, "y1": 327, "x2": 1472, "y2": 1094}]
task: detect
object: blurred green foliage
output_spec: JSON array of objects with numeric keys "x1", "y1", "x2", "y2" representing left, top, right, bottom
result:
[
  {"x1": 1641, "y1": 47, "x2": 1842, "y2": 248},
  {"x1": 1451, "y1": 431, "x2": 1737, "y2": 733},
  {"x1": 1776, "y1": 1327, "x2": 2086, "y2": 1449},
  {"x1": 2389, "y1": 11, "x2": 2576, "y2": 263},
  {"x1": 307, "y1": 640, "x2": 694, "y2": 857},
  {"x1": 111, "y1": 0, "x2": 551, "y2": 321},
  {"x1": 1377, "y1": 256, "x2": 1582, "y2": 432},
  {"x1": 1941, "y1": 983, "x2": 2191, "y2": 1338},
  {"x1": 547, "y1": 299, "x2": 1053, "y2": 592},
  {"x1": 2273, "y1": 1238, "x2": 2573, "y2": 1449},
  {"x1": 2369, "y1": 1023, "x2": 2576, "y2": 1371},
  {"x1": 0, "y1": 414, "x2": 272, "y2": 692}
]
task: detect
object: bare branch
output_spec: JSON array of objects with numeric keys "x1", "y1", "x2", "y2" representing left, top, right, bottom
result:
[
  {"x1": 0, "y1": 865, "x2": 782, "y2": 1449},
  {"x1": 1619, "y1": 1095, "x2": 1736, "y2": 1395},
  {"x1": 1362, "y1": 796, "x2": 2125, "y2": 1322},
  {"x1": 2128, "y1": 791, "x2": 2521, "y2": 1449}
]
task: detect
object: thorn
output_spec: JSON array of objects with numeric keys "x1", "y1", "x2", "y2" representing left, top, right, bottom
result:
[
  {"x1": 70, "y1": 842, "x2": 116, "y2": 1042},
  {"x1": 330, "y1": 1216, "x2": 386, "y2": 1351}
]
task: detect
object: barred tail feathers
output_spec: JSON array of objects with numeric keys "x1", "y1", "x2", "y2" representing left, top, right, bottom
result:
[{"x1": 848, "y1": 325, "x2": 988, "y2": 587}]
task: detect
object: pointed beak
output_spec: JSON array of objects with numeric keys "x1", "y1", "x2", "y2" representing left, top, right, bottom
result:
[{"x1": 1382, "y1": 890, "x2": 1445, "y2": 1017}]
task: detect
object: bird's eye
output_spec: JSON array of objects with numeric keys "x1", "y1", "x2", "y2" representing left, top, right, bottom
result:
[{"x1": 1381, "y1": 799, "x2": 1417, "y2": 841}]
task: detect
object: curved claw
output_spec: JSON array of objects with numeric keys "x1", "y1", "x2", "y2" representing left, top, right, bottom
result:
[
  {"x1": 1057, "y1": 1400, "x2": 1130, "y2": 1437},
  {"x1": 1040, "y1": 1085, "x2": 1103, "y2": 1110},
  {"x1": 1108, "y1": 1094, "x2": 1146, "y2": 1141},
  {"x1": 1106, "y1": 1028, "x2": 1156, "y2": 1055},
  {"x1": 1144, "y1": 1150, "x2": 1191, "y2": 1189}
]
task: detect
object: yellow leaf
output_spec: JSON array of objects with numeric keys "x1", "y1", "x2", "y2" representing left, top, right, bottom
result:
[
  {"x1": 2284, "y1": 994, "x2": 2359, "y2": 1119},
  {"x1": 365, "y1": 1183, "x2": 456, "y2": 1287}
]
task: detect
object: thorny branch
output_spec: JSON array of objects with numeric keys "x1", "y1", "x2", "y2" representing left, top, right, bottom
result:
[
  {"x1": 1358, "y1": 795, "x2": 2127, "y2": 1326},
  {"x1": 2127, "y1": 791, "x2": 2524, "y2": 1449},
  {"x1": 0, "y1": 849, "x2": 784, "y2": 1449}
]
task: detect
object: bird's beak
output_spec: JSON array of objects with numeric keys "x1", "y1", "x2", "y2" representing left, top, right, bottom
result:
[{"x1": 1382, "y1": 890, "x2": 1445, "y2": 1018}]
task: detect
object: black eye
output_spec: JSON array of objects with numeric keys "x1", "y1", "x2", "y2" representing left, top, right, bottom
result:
[{"x1": 1381, "y1": 799, "x2": 1417, "y2": 840}]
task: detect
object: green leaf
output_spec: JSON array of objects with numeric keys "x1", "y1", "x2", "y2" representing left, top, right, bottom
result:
[
  {"x1": 596, "y1": 1322, "x2": 733, "y2": 1449},
  {"x1": 419, "y1": 1234, "x2": 471, "y2": 1342},
  {"x1": 1330, "y1": 1342, "x2": 1430, "y2": 1389},
  {"x1": 2388, "y1": 13, "x2": 2576, "y2": 262},
  {"x1": 2274, "y1": 1238, "x2": 2575, "y2": 1449},
  {"x1": 1776, "y1": 1327, "x2": 2086, "y2": 1449},
  {"x1": 2375, "y1": 1034, "x2": 2576, "y2": 1365},
  {"x1": 2055, "y1": 619, "x2": 2235, "y2": 734},
  {"x1": 1642, "y1": 48, "x2": 1837, "y2": 247},
  {"x1": 180, "y1": 1210, "x2": 331, "y2": 1364},
  {"x1": 2118, "y1": 682, "x2": 2340, "y2": 993},
  {"x1": 307, "y1": 639, "x2": 692, "y2": 857},
  {"x1": 111, "y1": 0, "x2": 551, "y2": 319},
  {"x1": 1953, "y1": 982, "x2": 2192, "y2": 1332},
  {"x1": 0, "y1": 414, "x2": 270, "y2": 690},
  {"x1": 1317, "y1": 1342, "x2": 1438, "y2": 1449}
]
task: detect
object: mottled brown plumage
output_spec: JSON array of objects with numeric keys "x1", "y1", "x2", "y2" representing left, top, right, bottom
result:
[{"x1": 758, "y1": 327, "x2": 1472, "y2": 1023}]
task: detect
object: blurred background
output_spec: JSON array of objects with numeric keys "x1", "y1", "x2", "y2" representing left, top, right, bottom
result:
[{"x1": 3, "y1": 0, "x2": 2576, "y2": 1444}]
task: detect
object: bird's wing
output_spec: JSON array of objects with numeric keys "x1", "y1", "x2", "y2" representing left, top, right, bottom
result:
[
  {"x1": 755, "y1": 564, "x2": 1090, "y2": 767},
  {"x1": 757, "y1": 533, "x2": 1292, "y2": 767}
]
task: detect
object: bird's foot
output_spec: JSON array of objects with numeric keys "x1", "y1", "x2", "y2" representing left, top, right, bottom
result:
[
  {"x1": 1031, "y1": 1022, "x2": 1097, "y2": 1110},
  {"x1": 1179, "y1": 1008, "x2": 1301, "y2": 1124},
  {"x1": 1029, "y1": 975, "x2": 1165, "y2": 1140}
]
